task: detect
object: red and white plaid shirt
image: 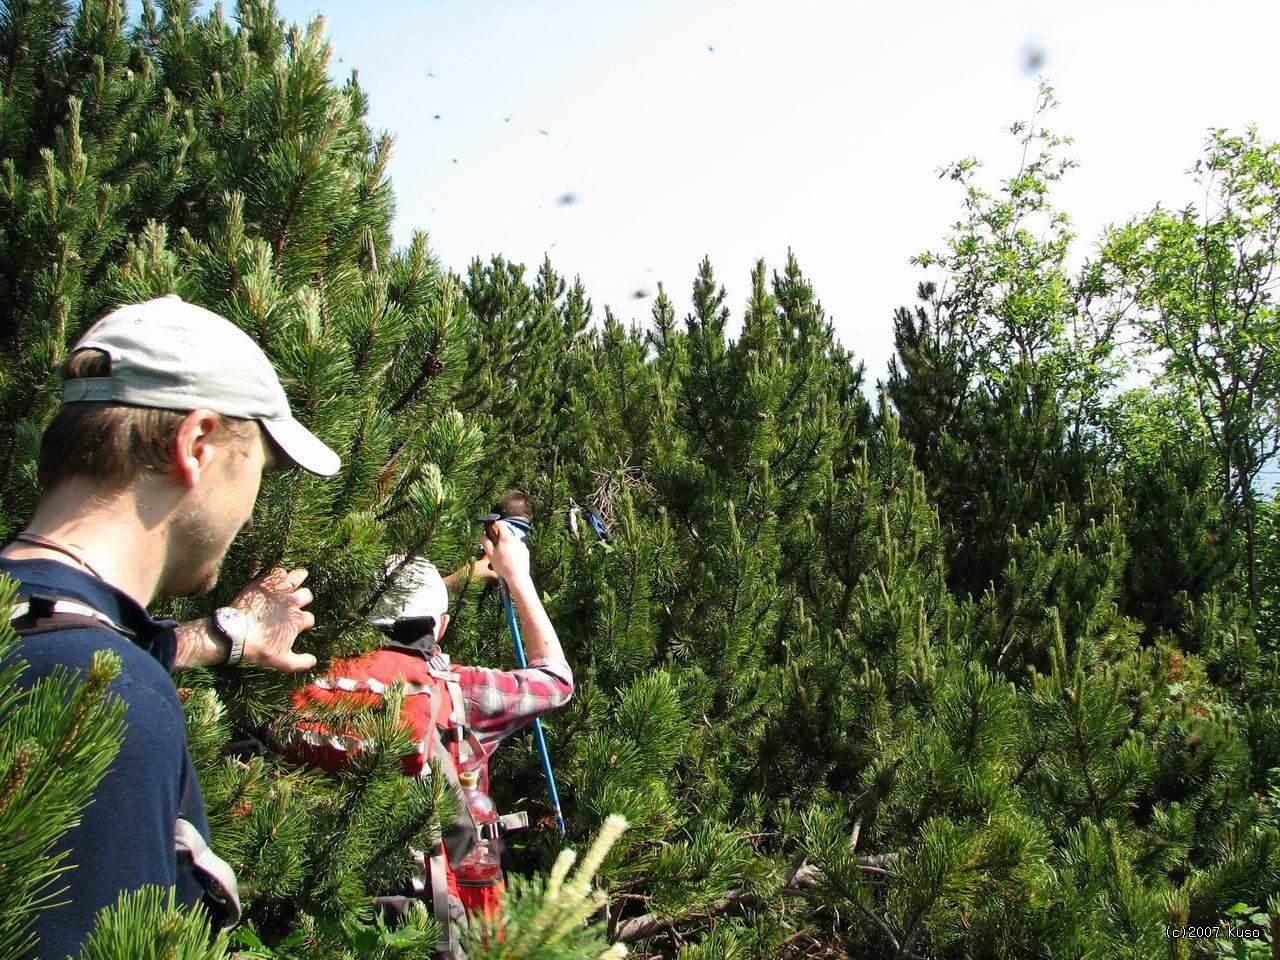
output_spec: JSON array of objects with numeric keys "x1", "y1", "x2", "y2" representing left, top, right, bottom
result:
[{"x1": 428, "y1": 651, "x2": 573, "y2": 764}]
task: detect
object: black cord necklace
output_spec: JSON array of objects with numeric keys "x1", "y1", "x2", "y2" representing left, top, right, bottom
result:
[{"x1": 9, "y1": 532, "x2": 106, "y2": 581}]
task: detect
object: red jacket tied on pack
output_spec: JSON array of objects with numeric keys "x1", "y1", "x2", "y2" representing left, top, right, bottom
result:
[{"x1": 284, "y1": 644, "x2": 572, "y2": 951}]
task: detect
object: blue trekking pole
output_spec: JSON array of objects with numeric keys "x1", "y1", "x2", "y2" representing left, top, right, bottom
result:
[
  {"x1": 501, "y1": 583, "x2": 566, "y2": 837},
  {"x1": 480, "y1": 515, "x2": 566, "y2": 837}
]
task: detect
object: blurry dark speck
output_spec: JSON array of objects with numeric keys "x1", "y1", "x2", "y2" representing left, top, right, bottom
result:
[
  {"x1": 433, "y1": 114, "x2": 442, "y2": 120},
  {"x1": 451, "y1": 158, "x2": 459, "y2": 164},
  {"x1": 707, "y1": 44, "x2": 715, "y2": 52},
  {"x1": 1022, "y1": 43, "x2": 1046, "y2": 73},
  {"x1": 538, "y1": 128, "x2": 550, "y2": 137},
  {"x1": 503, "y1": 116, "x2": 512, "y2": 122},
  {"x1": 427, "y1": 71, "x2": 436, "y2": 78},
  {"x1": 633, "y1": 288, "x2": 652, "y2": 300},
  {"x1": 557, "y1": 192, "x2": 578, "y2": 206}
]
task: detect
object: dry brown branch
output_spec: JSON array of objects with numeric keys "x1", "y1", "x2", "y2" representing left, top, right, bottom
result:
[
  {"x1": 589, "y1": 458, "x2": 657, "y2": 525},
  {"x1": 611, "y1": 852, "x2": 901, "y2": 944}
]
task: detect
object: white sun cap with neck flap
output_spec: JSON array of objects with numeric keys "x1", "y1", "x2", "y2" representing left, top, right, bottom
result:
[
  {"x1": 367, "y1": 555, "x2": 450, "y2": 647},
  {"x1": 62, "y1": 294, "x2": 340, "y2": 476}
]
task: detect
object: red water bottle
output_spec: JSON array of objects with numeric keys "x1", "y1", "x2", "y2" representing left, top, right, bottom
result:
[{"x1": 455, "y1": 770, "x2": 501, "y2": 885}]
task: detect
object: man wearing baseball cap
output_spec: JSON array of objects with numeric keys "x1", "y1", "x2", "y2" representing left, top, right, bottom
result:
[{"x1": 0, "y1": 295, "x2": 341, "y2": 958}]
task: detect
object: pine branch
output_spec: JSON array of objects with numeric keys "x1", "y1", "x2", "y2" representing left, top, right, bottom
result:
[
  {"x1": 389, "y1": 349, "x2": 440, "y2": 415},
  {"x1": 612, "y1": 853, "x2": 901, "y2": 944}
]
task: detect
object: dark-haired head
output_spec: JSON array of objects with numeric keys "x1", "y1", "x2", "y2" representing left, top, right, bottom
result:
[{"x1": 493, "y1": 489, "x2": 529, "y2": 519}]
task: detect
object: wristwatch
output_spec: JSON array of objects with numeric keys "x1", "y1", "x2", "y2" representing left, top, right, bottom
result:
[{"x1": 211, "y1": 607, "x2": 249, "y2": 666}]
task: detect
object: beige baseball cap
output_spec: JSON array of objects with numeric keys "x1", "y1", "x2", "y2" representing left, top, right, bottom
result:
[{"x1": 62, "y1": 294, "x2": 340, "y2": 476}]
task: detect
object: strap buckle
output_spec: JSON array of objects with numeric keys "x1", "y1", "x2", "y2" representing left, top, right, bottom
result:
[
  {"x1": 439, "y1": 725, "x2": 469, "y2": 744},
  {"x1": 471, "y1": 812, "x2": 527, "y2": 841}
]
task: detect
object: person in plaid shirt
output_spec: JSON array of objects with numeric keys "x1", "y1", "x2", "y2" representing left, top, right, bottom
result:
[
  {"x1": 341, "y1": 519, "x2": 572, "y2": 949},
  {"x1": 370, "y1": 517, "x2": 574, "y2": 769}
]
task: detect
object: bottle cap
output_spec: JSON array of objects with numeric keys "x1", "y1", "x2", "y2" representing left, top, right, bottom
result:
[{"x1": 458, "y1": 770, "x2": 479, "y2": 789}]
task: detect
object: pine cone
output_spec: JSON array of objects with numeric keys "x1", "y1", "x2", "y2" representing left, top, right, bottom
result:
[{"x1": 425, "y1": 354, "x2": 445, "y2": 377}]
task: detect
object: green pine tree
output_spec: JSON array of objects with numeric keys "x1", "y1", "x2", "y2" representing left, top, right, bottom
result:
[
  {"x1": 4, "y1": 5, "x2": 1280, "y2": 959},
  {"x1": 0, "y1": 5, "x2": 625, "y2": 958}
]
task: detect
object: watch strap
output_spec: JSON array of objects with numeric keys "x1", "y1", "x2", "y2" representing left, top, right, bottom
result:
[
  {"x1": 213, "y1": 608, "x2": 247, "y2": 666},
  {"x1": 226, "y1": 625, "x2": 245, "y2": 666}
]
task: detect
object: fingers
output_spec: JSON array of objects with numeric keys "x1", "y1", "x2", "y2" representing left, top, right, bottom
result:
[
  {"x1": 276, "y1": 567, "x2": 307, "y2": 592},
  {"x1": 295, "y1": 587, "x2": 314, "y2": 607},
  {"x1": 260, "y1": 566, "x2": 308, "y2": 589},
  {"x1": 252, "y1": 646, "x2": 313, "y2": 672},
  {"x1": 480, "y1": 535, "x2": 507, "y2": 580},
  {"x1": 253, "y1": 568, "x2": 288, "y2": 595},
  {"x1": 278, "y1": 650, "x2": 318, "y2": 672}
]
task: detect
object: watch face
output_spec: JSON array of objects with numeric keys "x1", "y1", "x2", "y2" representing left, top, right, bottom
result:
[{"x1": 217, "y1": 607, "x2": 247, "y2": 637}]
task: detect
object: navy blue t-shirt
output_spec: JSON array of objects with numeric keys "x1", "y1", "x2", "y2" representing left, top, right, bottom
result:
[{"x1": 0, "y1": 558, "x2": 212, "y2": 960}]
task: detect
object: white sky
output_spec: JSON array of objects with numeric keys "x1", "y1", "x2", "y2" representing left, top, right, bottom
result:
[{"x1": 267, "y1": 0, "x2": 1280, "y2": 401}]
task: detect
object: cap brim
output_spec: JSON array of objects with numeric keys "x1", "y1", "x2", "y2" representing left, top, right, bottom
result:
[{"x1": 260, "y1": 417, "x2": 341, "y2": 476}]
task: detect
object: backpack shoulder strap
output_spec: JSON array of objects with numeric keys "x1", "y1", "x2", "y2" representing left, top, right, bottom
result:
[
  {"x1": 421, "y1": 680, "x2": 479, "y2": 866},
  {"x1": 7, "y1": 592, "x2": 136, "y2": 639},
  {"x1": 174, "y1": 818, "x2": 242, "y2": 929},
  {"x1": 429, "y1": 668, "x2": 486, "y2": 775}
]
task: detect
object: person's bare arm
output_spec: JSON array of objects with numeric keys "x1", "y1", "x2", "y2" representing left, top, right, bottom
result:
[
  {"x1": 441, "y1": 556, "x2": 497, "y2": 594},
  {"x1": 480, "y1": 521, "x2": 566, "y2": 663},
  {"x1": 172, "y1": 567, "x2": 317, "y2": 672}
]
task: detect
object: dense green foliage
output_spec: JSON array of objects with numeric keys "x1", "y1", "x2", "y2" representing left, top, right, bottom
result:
[{"x1": 0, "y1": 3, "x2": 1277, "y2": 959}]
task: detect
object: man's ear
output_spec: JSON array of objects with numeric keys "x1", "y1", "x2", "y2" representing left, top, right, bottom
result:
[
  {"x1": 437, "y1": 612, "x2": 450, "y2": 642},
  {"x1": 172, "y1": 409, "x2": 223, "y2": 487}
]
